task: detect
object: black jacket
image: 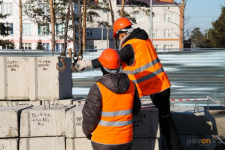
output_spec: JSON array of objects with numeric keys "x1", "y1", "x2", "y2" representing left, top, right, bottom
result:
[
  {"x1": 91, "y1": 28, "x2": 149, "y2": 67},
  {"x1": 82, "y1": 73, "x2": 141, "y2": 150}
]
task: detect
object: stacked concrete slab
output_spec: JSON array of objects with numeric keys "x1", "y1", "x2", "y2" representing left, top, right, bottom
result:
[
  {"x1": 0, "y1": 106, "x2": 32, "y2": 150},
  {"x1": 0, "y1": 57, "x2": 72, "y2": 101},
  {"x1": 65, "y1": 104, "x2": 160, "y2": 150},
  {"x1": 171, "y1": 106, "x2": 218, "y2": 150},
  {"x1": 0, "y1": 106, "x2": 32, "y2": 138}
]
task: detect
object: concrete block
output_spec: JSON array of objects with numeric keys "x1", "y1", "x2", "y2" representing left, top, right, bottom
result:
[
  {"x1": 171, "y1": 107, "x2": 218, "y2": 135},
  {"x1": 179, "y1": 135, "x2": 216, "y2": 150},
  {"x1": 0, "y1": 57, "x2": 7, "y2": 100},
  {"x1": 20, "y1": 105, "x2": 75, "y2": 137},
  {"x1": 66, "y1": 104, "x2": 159, "y2": 138},
  {"x1": 20, "y1": 137, "x2": 65, "y2": 150},
  {"x1": 0, "y1": 57, "x2": 72, "y2": 101},
  {"x1": 66, "y1": 105, "x2": 84, "y2": 138},
  {"x1": 0, "y1": 106, "x2": 32, "y2": 137},
  {"x1": 48, "y1": 99, "x2": 74, "y2": 105},
  {"x1": 132, "y1": 138, "x2": 160, "y2": 150},
  {"x1": 0, "y1": 101, "x2": 41, "y2": 107},
  {"x1": 1, "y1": 57, "x2": 29, "y2": 100},
  {"x1": 0, "y1": 138, "x2": 18, "y2": 150},
  {"x1": 37, "y1": 57, "x2": 72, "y2": 101},
  {"x1": 133, "y1": 105, "x2": 160, "y2": 138},
  {"x1": 66, "y1": 138, "x2": 92, "y2": 150},
  {"x1": 72, "y1": 99, "x2": 86, "y2": 105}
]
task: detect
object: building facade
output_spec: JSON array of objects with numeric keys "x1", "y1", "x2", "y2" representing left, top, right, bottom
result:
[
  {"x1": 0, "y1": 0, "x2": 182, "y2": 51},
  {"x1": 86, "y1": 0, "x2": 183, "y2": 50},
  {"x1": 0, "y1": 0, "x2": 77, "y2": 51}
]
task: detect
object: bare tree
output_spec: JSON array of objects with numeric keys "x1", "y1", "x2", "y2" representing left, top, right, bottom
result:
[
  {"x1": 82, "y1": 0, "x2": 87, "y2": 50},
  {"x1": 19, "y1": 0, "x2": 22, "y2": 49},
  {"x1": 109, "y1": 0, "x2": 117, "y2": 50},
  {"x1": 164, "y1": 0, "x2": 189, "y2": 49},
  {"x1": 78, "y1": 0, "x2": 83, "y2": 53},
  {"x1": 121, "y1": 0, "x2": 125, "y2": 17},
  {"x1": 49, "y1": 0, "x2": 55, "y2": 50}
]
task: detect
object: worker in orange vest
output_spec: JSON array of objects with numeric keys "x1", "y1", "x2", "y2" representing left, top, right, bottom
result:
[
  {"x1": 78, "y1": 17, "x2": 183, "y2": 150},
  {"x1": 82, "y1": 48, "x2": 141, "y2": 150}
]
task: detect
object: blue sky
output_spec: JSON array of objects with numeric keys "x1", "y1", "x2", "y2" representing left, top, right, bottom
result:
[{"x1": 177, "y1": 0, "x2": 224, "y2": 35}]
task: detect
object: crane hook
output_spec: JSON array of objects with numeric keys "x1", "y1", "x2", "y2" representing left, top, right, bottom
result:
[
  {"x1": 56, "y1": 55, "x2": 67, "y2": 72},
  {"x1": 71, "y1": 55, "x2": 84, "y2": 72}
]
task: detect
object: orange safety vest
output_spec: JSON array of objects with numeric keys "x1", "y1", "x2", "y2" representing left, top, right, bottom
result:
[
  {"x1": 122, "y1": 38, "x2": 171, "y2": 97},
  {"x1": 91, "y1": 81, "x2": 135, "y2": 145}
]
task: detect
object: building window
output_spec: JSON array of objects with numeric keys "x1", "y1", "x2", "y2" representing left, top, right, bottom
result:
[
  {"x1": 56, "y1": 24, "x2": 65, "y2": 35},
  {"x1": 38, "y1": 24, "x2": 49, "y2": 35},
  {"x1": 22, "y1": 23, "x2": 31, "y2": 35},
  {"x1": 22, "y1": 43, "x2": 32, "y2": 49},
  {"x1": 164, "y1": 13, "x2": 174, "y2": 22},
  {"x1": 135, "y1": 13, "x2": 144, "y2": 22},
  {"x1": 154, "y1": 45, "x2": 158, "y2": 49},
  {"x1": 87, "y1": 15, "x2": 93, "y2": 22},
  {"x1": 56, "y1": 43, "x2": 64, "y2": 52},
  {"x1": 164, "y1": 45, "x2": 173, "y2": 51},
  {"x1": 42, "y1": 43, "x2": 50, "y2": 50},
  {"x1": 1, "y1": 23, "x2": 13, "y2": 35},
  {"x1": 153, "y1": 30, "x2": 159, "y2": 38},
  {"x1": 1, "y1": 3, "x2": 13, "y2": 16},
  {"x1": 153, "y1": 14, "x2": 159, "y2": 22},
  {"x1": 164, "y1": 29, "x2": 174, "y2": 38},
  {"x1": 86, "y1": 29, "x2": 93, "y2": 36}
]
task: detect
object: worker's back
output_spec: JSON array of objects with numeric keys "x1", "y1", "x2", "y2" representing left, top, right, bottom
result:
[{"x1": 82, "y1": 73, "x2": 141, "y2": 150}]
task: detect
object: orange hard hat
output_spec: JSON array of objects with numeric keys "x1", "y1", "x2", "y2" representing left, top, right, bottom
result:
[
  {"x1": 113, "y1": 17, "x2": 133, "y2": 38},
  {"x1": 98, "y1": 48, "x2": 121, "y2": 69}
]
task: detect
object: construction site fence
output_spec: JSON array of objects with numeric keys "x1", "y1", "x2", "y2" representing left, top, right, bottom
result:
[{"x1": 0, "y1": 49, "x2": 225, "y2": 107}]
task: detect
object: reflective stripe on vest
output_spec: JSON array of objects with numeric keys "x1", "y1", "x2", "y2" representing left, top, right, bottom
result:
[
  {"x1": 101, "y1": 109, "x2": 132, "y2": 117},
  {"x1": 99, "y1": 119, "x2": 133, "y2": 126},
  {"x1": 132, "y1": 67, "x2": 164, "y2": 84},
  {"x1": 122, "y1": 38, "x2": 171, "y2": 97},
  {"x1": 91, "y1": 81, "x2": 135, "y2": 145},
  {"x1": 123, "y1": 58, "x2": 160, "y2": 75}
]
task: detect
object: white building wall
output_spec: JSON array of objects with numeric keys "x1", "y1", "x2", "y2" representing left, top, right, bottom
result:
[
  {"x1": 0, "y1": 0, "x2": 74, "y2": 51},
  {"x1": 0, "y1": 0, "x2": 181, "y2": 50},
  {"x1": 86, "y1": 0, "x2": 182, "y2": 50}
]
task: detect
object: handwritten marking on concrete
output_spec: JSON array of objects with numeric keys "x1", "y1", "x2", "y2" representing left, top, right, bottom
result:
[
  {"x1": 133, "y1": 113, "x2": 146, "y2": 132},
  {"x1": 76, "y1": 117, "x2": 83, "y2": 126},
  {"x1": 31, "y1": 112, "x2": 51, "y2": 126},
  {"x1": 38, "y1": 60, "x2": 51, "y2": 71},
  {"x1": 7, "y1": 60, "x2": 20, "y2": 71},
  {"x1": 0, "y1": 143, "x2": 5, "y2": 150}
]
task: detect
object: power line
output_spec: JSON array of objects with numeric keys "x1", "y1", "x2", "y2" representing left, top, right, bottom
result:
[{"x1": 186, "y1": 16, "x2": 219, "y2": 17}]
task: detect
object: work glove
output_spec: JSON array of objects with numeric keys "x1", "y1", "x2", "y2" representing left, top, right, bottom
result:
[
  {"x1": 86, "y1": 134, "x2": 92, "y2": 140},
  {"x1": 77, "y1": 60, "x2": 92, "y2": 71}
]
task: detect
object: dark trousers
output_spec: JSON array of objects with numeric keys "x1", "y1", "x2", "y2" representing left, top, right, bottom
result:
[{"x1": 150, "y1": 88, "x2": 183, "y2": 150}]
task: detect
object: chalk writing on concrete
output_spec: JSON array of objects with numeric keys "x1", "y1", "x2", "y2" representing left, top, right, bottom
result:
[
  {"x1": 7, "y1": 60, "x2": 20, "y2": 71},
  {"x1": 38, "y1": 60, "x2": 51, "y2": 71},
  {"x1": 31, "y1": 112, "x2": 51, "y2": 126},
  {"x1": 133, "y1": 113, "x2": 146, "y2": 132},
  {"x1": 76, "y1": 117, "x2": 83, "y2": 126},
  {"x1": 0, "y1": 143, "x2": 5, "y2": 150}
]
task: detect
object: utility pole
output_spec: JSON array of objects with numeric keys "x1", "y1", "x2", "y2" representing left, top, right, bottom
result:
[
  {"x1": 149, "y1": 0, "x2": 153, "y2": 41},
  {"x1": 19, "y1": 0, "x2": 22, "y2": 49}
]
